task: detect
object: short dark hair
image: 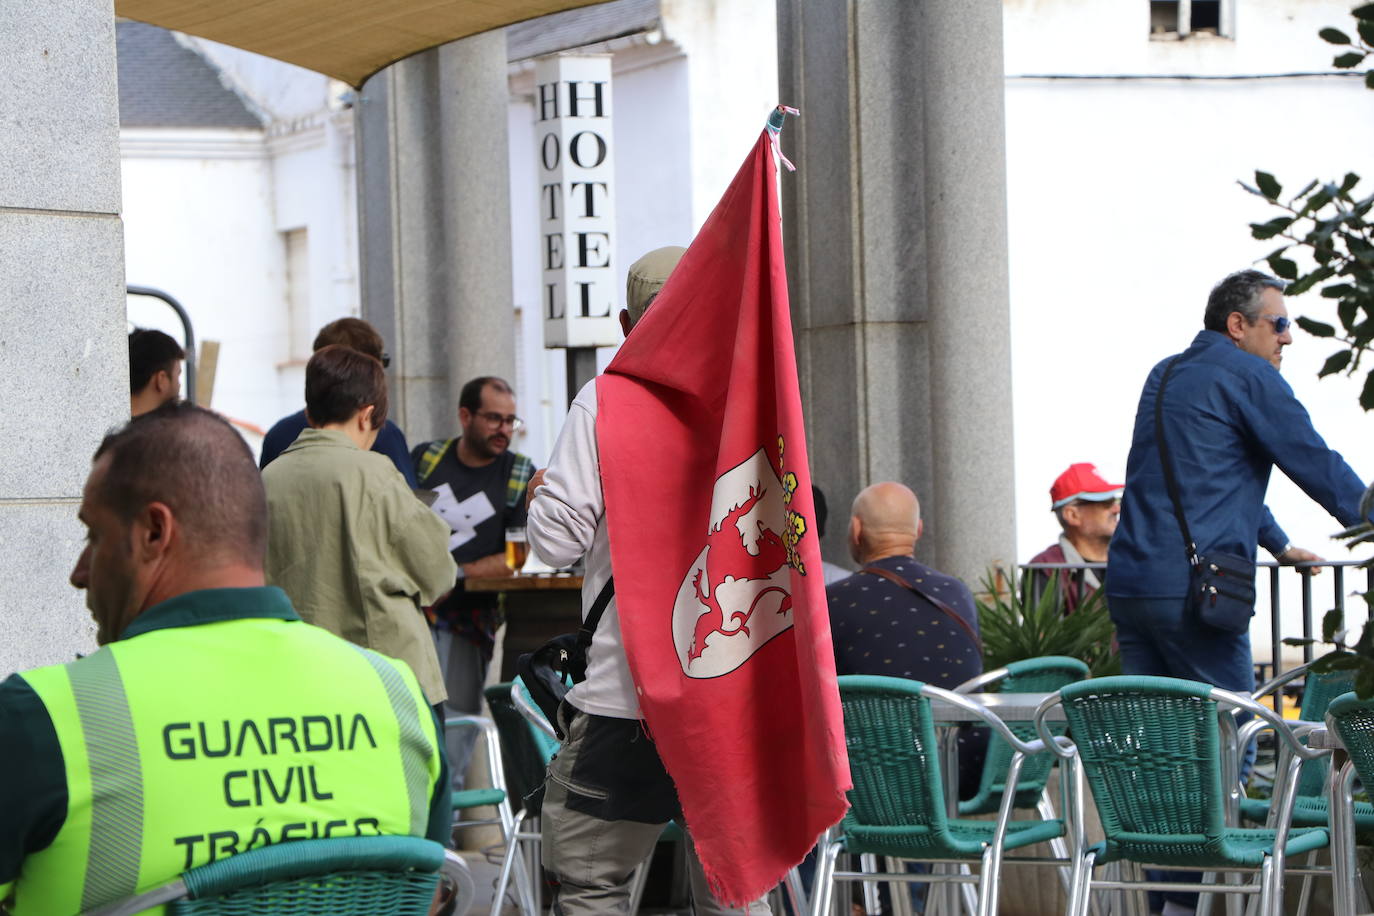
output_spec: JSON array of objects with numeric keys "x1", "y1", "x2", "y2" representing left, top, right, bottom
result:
[
  {"x1": 812, "y1": 484, "x2": 829, "y2": 538},
  {"x1": 305, "y1": 345, "x2": 388, "y2": 429},
  {"x1": 1203, "y1": 270, "x2": 1286, "y2": 332},
  {"x1": 459, "y1": 376, "x2": 513, "y2": 414},
  {"x1": 94, "y1": 404, "x2": 266, "y2": 567},
  {"x1": 312, "y1": 318, "x2": 385, "y2": 362},
  {"x1": 128, "y1": 328, "x2": 186, "y2": 395}
]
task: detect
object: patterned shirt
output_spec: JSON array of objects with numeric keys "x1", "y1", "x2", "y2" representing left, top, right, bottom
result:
[
  {"x1": 827, "y1": 555, "x2": 982, "y2": 686},
  {"x1": 827, "y1": 554, "x2": 986, "y2": 797}
]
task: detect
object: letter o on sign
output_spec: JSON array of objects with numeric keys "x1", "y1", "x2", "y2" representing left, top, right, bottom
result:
[
  {"x1": 541, "y1": 133, "x2": 560, "y2": 171},
  {"x1": 569, "y1": 131, "x2": 607, "y2": 169}
]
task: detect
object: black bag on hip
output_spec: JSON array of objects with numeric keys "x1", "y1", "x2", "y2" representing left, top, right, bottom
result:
[{"x1": 1189, "y1": 551, "x2": 1257, "y2": 635}]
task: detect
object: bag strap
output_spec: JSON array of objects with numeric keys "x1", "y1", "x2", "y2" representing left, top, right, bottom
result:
[
  {"x1": 1153, "y1": 355, "x2": 1200, "y2": 567},
  {"x1": 507, "y1": 454, "x2": 536, "y2": 511},
  {"x1": 415, "y1": 438, "x2": 455, "y2": 484},
  {"x1": 575, "y1": 576, "x2": 615, "y2": 654},
  {"x1": 860, "y1": 565, "x2": 983, "y2": 654}
]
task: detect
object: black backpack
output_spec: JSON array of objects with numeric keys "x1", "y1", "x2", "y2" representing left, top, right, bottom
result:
[{"x1": 516, "y1": 577, "x2": 614, "y2": 739}]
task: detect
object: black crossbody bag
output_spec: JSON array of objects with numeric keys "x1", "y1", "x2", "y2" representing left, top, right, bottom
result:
[
  {"x1": 516, "y1": 577, "x2": 614, "y2": 739},
  {"x1": 1155, "y1": 356, "x2": 1257, "y2": 634}
]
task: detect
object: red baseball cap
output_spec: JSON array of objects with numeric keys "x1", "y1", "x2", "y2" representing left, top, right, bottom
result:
[{"x1": 1050, "y1": 463, "x2": 1123, "y2": 510}]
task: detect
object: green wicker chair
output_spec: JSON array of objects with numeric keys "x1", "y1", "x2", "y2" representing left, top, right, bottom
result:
[
  {"x1": 482, "y1": 680, "x2": 559, "y2": 916},
  {"x1": 81, "y1": 834, "x2": 467, "y2": 916},
  {"x1": 1321, "y1": 690, "x2": 1374, "y2": 915},
  {"x1": 812, "y1": 675, "x2": 1068, "y2": 916},
  {"x1": 1037, "y1": 675, "x2": 1332, "y2": 916},
  {"x1": 1240, "y1": 663, "x2": 1369, "y2": 831},
  {"x1": 956, "y1": 655, "x2": 1090, "y2": 816}
]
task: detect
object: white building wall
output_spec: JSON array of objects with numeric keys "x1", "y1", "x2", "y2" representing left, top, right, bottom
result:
[
  {"x1": 1003, "y1": 0, "x2": 1374, "y2": 656},
  {"x1": 121, "y1": 131, "x2": 294, "y2": 434}
]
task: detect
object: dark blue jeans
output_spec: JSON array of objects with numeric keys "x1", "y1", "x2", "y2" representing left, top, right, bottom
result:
[{"x1": 1109, "y1": 596, "x2": 1257, "y2": 911}]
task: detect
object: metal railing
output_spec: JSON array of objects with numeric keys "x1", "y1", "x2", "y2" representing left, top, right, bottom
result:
[{"x1": 1020, "y1": 559, "x2": 1373, "y2": 685}]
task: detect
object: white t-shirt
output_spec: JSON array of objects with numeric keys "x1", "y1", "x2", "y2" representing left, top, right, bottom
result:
[{"x1": 526, "y1": 378, "x2": 640, "y2": 719}]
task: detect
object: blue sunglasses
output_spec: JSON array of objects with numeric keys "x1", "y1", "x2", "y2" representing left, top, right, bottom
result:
[{"x1": 1259, "y1": 314, "x2": 1291, "y2": 334}]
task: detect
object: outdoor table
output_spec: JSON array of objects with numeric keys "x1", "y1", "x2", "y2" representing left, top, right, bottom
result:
[
  {"x1": 930, "y1": 692, "x2": 1062, "y2": 817},
  {"x1": 465, "y1": 574, "x2": 583, "y2": 682}
]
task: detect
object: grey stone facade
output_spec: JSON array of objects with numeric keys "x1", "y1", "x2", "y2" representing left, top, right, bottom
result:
[
  {"x1": 778, "y1": 0, "x2": 1017, "y2": 586},
  {"x1": 356, "y1": 31, "x2": 516, "y2": 447},
  {"x1": 0, "y1": 0, "x2": 126, "y2": 671}
]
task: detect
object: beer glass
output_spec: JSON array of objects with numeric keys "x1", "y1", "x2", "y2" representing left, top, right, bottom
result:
[{"x1": 505, "y1": 525, "x2": 529, "y2": 573}]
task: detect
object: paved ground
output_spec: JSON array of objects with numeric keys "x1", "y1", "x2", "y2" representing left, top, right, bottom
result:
[{"x1": 458, "y1": 849, "x2": 524, "y2": 915}]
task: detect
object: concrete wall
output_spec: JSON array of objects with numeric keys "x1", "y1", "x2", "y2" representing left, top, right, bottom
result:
[{"x1": 0, "y1": 0, "x2": 125, "y2": 671}]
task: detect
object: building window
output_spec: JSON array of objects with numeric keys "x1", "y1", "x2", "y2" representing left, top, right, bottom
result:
[
  {"x1": 284, "y1": 228, "x2": 311, "y2": 361},
  {"x1": 1151, "y1": 0, "x2": 1230, "y2": 40}
]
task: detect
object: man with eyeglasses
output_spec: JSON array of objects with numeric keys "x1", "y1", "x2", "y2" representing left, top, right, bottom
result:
[
  {"x1": 1029, "y1": 463, "x2": 1121, "y2": 613},
  {"x1": 412, "y1": 376, "x2": 535, "y2": 790},
  {"x1": 1107, "y1": 268, "x2": 1371, "y2": 916}
]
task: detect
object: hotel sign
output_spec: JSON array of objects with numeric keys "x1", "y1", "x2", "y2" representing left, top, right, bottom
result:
[{"x1": 535, "y1": 54, "x2": 618, "y2": 348}]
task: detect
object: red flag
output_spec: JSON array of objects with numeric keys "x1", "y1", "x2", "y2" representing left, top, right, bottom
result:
[{"x1": 597, "y1": 128, "x2": 851, "y2": 904}]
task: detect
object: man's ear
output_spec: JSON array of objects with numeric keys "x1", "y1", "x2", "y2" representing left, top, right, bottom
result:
[
  {"x1": 848, "y1": 515, "x2": 862, "y2": 549},
  {"x1": 1225, "y1": 310, "x2": 1248, "y2": 343},
  {"x1": 915, "y1": 518, "x2": 924, "y2": 542},
  {"x1": 619, "y1": 309, "x2": 632, "y2": 339},
  {"x1": 358, "y1": 404, "x2": 376, "y2": 431},
  {"x1": 134, "y1": 501, "x2": 177, "y2": 561},
  {"x1": 457, "y1": 406, "x2": 472, "y2": 426},
  {"x1": 152, "y1": 369, "x2": 171, "y2": 396},
  {"x1": 1060, "y1": 504, "x2": 1081, "y2": 528}
]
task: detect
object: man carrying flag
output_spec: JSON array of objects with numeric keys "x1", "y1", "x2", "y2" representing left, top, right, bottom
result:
[{"x1": 527, "y1": 114, "x2": 850, "y2": 913}]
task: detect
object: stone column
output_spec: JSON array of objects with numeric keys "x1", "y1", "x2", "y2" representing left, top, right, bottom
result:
[
  {"x1": 356, "y1": 32, "x2": 515, "y2": 446},
  {"x1": 777, "y1": 0, "x2": 1016, "y2": 586},
  {"x1": 0, "y1": 1, "x2": 127, "y2": 672}
]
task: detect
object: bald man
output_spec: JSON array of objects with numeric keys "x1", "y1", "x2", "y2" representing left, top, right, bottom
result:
[{"x1": 826, "y1": 482, "x2": 986, "y2": 796}]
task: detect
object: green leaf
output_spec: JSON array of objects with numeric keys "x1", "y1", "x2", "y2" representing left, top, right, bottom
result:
[
  {"x1": 1283, "y1": 637, "x2": 1317, "y2": 647},
  {"x1": 1339, "y1": 298, "x2": 1360, "y2": 330},
  {"x1": 1360, "y1": 18, "x2": 1374, "y2": 45},
  {"x1": 1255, "y1": 171, "x2": 1283, "y2": 200},
  {"x1": 1297, "y1": 318, "x2": 1330, "y2": 340},
  {"x1": 1325, "y1": 608, "x2": 1346, "y2": 641},
  {"x1": 1321, "y1": 350, "x2": 1354, "y2": 377},
  {"x1": 1357, "y1": 662, "x2": 1374, "y2": 700},
  {"x1": 1285, "y1": 266, "x2": 1335, "y2": 297},
  {"x1": 1366, "y1": 71, "x2": 1374, "y2": 90},
  {"x1": 1335, "y1": 51, "x2": 1366, "y2": 68},
  {"x1": 1268, "y1": 255, "x2": 1299, "y2": 279},
  {"x1": 1322, "y1": 283, "x2": 1357, "y2": 299},
  {"x1": 1322, "y1": 27, "x2": 1353, "y2": 44},
  {"x1": 1354, "y1": 3, "x2": 1374, "y2": 19},
  {"x1": 1314, "y1": 652, "x2": 1364, "y2": 672},
  {"x1": 1251, "y1": 216, "x2": 1294, "y2": 240},
  {"x1": 1361, "y1": 370, "x2": 1374, "y2": 410},
  {"x1": 1342, "y1": 173, "x2": 1363, "y2": 194}
]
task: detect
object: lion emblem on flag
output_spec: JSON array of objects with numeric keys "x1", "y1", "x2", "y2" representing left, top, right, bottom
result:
[{"x1": 671, "y1": 447, "x2": 796, "y2": 678}]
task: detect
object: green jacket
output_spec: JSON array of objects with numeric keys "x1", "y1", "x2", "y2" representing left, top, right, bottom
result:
[
  {"x1": 0, "y1": 587, "x2": 450, "y2": 916},
  {"x1": 263, "y1": 428, "x2": 456, "y2": 704}
]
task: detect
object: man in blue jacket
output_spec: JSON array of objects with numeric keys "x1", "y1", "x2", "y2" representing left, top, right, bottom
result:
[{"x1": 1108, "y1": 268, "x2": 1369, "y2": 914}]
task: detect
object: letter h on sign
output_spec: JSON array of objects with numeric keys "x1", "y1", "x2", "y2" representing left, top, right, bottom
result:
[{"x1": 533, "y1": 53, "x2": 620, "y2": 349}]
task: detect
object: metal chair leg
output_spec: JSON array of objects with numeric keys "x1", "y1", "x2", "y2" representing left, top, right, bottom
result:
[{"x1": 859, "y1": 853, "x2": 880, "y2": 916}]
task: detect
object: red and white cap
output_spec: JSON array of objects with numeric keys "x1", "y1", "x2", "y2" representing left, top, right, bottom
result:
[{"x1": 1050, "y1": 463, "x2": 1123, "y2": 510}]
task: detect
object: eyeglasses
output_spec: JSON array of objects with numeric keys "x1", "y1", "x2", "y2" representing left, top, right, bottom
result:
[
  {"x1": 1258, "y1": 315, "x2": 1291, "y2": 335},
  {"x1": 478, "y1": 411, "x2": 524, "y2": 431}
]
